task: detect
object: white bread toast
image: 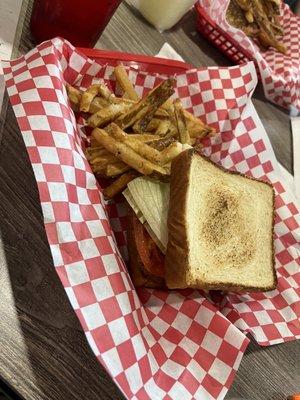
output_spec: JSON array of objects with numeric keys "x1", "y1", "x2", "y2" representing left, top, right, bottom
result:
[{"x1": 166, "y1": 149, "x2": 276, "y2": 292}]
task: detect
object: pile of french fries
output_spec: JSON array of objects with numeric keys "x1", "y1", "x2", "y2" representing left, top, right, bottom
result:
[
  {"x1": 66, "y1": 65, "x2": 215, "y2": 199},
  {"x1": 227, "y1": 0, "x2": 286, "y2": 54}
]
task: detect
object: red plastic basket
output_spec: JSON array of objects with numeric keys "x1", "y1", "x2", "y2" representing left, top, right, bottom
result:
[
  {"x1": 195, "y1": 2, "x2": 260, "y2": 77},
  {"x1": 77, "y1": 47, "x2": 193, "y2": 74}
]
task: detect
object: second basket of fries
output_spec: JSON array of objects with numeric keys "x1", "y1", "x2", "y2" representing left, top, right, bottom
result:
[{"x1": 196, "y1": 0, "x2": 300, "y2": 111}]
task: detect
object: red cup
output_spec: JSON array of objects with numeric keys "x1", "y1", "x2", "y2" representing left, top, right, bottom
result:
[{"x1": 30, "y1": 0, "x2": 122, "y2": 47}]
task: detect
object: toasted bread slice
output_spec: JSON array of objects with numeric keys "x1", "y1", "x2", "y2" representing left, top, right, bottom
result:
[{"x1": 166, "y1": 149, "x2": 276, "y2": 292}]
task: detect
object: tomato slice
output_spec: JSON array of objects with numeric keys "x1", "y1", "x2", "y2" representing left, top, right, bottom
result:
[{"x1": 131, "y1": 213, "x2": 165, "y2": 278}]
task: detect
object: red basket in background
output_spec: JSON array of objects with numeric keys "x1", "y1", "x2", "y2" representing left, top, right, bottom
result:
[{"x1": 195, "y1": 2, "x2": 260, "y2": 78}]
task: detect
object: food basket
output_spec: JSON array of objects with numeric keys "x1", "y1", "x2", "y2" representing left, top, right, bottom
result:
[
  {"x1": 195, "y1": 2, "x2": 260, "y2": 76},
  {"x1": 195, "y1": 0, "x2": 300, "y2": 110},
  {"x1": 2, "y1": 38, "x2": 300, "y2": 400}
]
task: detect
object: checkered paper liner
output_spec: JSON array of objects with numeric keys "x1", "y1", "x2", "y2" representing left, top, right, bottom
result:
[
  {"x1": 2, "y1": 38, "x2": 300, "y2": 400},
  {"x1": 199, "y1": 0, "x2": 300, "y2": 111}
]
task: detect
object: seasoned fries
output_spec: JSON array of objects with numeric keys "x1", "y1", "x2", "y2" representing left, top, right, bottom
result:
[
  {"x1": 88, "y1": 103, "x2": 130, "y2": 128},
  {"x1": 159, "y1": 142, "x2": 185, "y2": 165},
  {"x1": 66, "y1": 84, "x2": 81, "y2": 110},
  {"x1": 67, "y1": 67, "x2": 216, "y2": 198},
  {"x1": 98, "y1": 83, "x2": 114, "y2": 100},
  {"x1": 128, "y1": 134, "x2": 160, "y2": 142},
  {"x1": 148, "y1": 136, "x2": 176, "y2": 151},
  {"x1": 129, "y1": 79, "x2": 175, "y2": 132},
  {"x1": 106, "y1": 123, "x2": 163, "y2": 164},
  {"x1": 115, "y1": 64, "x2": 140, "y2": 101},
  {"x1": 106, "y1": 162, "x2": 130, "y2": 177},
  {"x1": 80, "y1": 84, "x2": 100, "y2": 112},
  {"x1": 184, "y1": 110, "x2": 215, "y2": 139},
  {"x1": 174, "y1": 99, "x2": 190, "y2": 145},
  {"x1": 93, "y1": 128, "x2": 168, "y2": 176},
  {"x1": 116, "y1": 79, "x2": 175, "y2": 130},
  {"x1": 226, "y1": 0, "x2": 286, "y2": 53},
  {"x1": 154, "y1": 119, "x2": 171, "y2": 136},
  {"x1": 103, "y1": 171, "x2": 137, "y2": 199}
]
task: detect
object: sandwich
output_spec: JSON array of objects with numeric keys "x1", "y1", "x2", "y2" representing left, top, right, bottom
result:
[
  {"x1": 126, "y1": 149, "x2": 277, "y2": 293},
  {"x1": 77, "y1": 70, "x2": 277, "y2": 293}
]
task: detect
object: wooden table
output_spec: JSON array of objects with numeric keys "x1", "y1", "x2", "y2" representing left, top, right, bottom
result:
[{"x1": 0, "y1": 2, "x2": 299, "y2": 400}]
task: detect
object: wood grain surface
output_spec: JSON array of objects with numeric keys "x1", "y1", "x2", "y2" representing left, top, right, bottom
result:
[{"x1": 0, "y1": 2, "x2": 299, "y2": 400}]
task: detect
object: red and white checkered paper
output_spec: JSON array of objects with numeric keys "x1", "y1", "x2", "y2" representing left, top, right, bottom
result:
[
  {"x1": 199, "y1": 0, "x2": 300, "y2": 112},
  {"x1": 2, "y1": 38, "x2": 300, "y2": 400}
]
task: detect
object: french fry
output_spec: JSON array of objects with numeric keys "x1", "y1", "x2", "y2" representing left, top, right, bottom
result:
[
  {"x1": 66, "y1": 84, "x2": 137, "y2": 114},
  {"x1": 133, "y1": 109, "x2": 170, "y2": 135},
  {"x1": 234, "y1": 0, "x2": 250, "y2": 11},
  {"x1": 245, "y1": 9, "x2": 254, "y2": 23},
  {"x1": 106, "y1": 162, "x2": 131, "y2": 177},
  {"x1": 164, "y1": 124, "x2": 179, "y2": 140},
  {"x1": 80, "y1": 84, "x2": 100, "y2": 112},
  {"x1": 155, "y1": 108, "x2": 171, "y2": 119},
  {"x1": 122, "y1": 92, "x2": 131, "y2": 100},
  {"x1": 66, "y1": 84, "x2": 81, "y2": 110},
  {"x1": 258, "y1": 28, "x2": 286, "y2": 53},
  {"x1": 111, "y1": 97, "x2": 136, "y2": 105},
  {"x1": 89, "y1": 96, "x2": 111, "y2": 113},
  {"x1": 159, "y1": 142, "x2": 184, "y2": 165},
  {"x1": 66, "y1": 85, "x2": 107, "y2": 113},
  {"x1": 80, "y1": 83, "x2": 115, "y2": 112},
  {"x1": 86, "y1": 144, "x2": 131, "y2": 175},
  {"x1": 174, "y1": 99, "x2": 190, "y2": 145},
  {"x1": 93, "y1": 128, "x2": 168, "y2": 176},
  {"x1": 98, "y1": 83, "x2": 114, "y2": 100},
  {"x1": 90, "y1": 156, "x2": 129, "y2": 176},
  {"x1": 161, "y1": 98, "x2": 174, "y2": 113},
  {"x1": 91, "y1": 164, "x2": 108, "y2": 174},
  {"x1": 103, "y1": 171, "x2": 137, "y2": 199},
  {"x1": 134, "y1": 108, "x2": 170, "y2": 134},
  {"x1": 90, "y1": 134, "x2": 102, "y2": 148},
  {"x1": 106, "y1": 123, "x2": 162, "y2": 164},
  {"x1": 183, "y1": 109, "x2": 204, "y2": 127},
  {"x1": 90, "y1": 96, "x2": 136, "y2": 114},
  {"x1": 134, "y1": 109, "x2": 170, "y2": 133},
  {"x1": 155, "y1": 119, "x2": 171, "y2": 136},
  {"x1": 117, "y1": 78, "x2": 175, "y2": 130},
  {"x1": 137, "y1": 117, "x2": 161, "y2": 133},
  {"x1": 243, "y1": 24, "x2": 260, "y2": 37},
  {"x1": 115, "y1": 64, "x2": 140, "y2": 101},
  {"x1": 106, "y1": 124, "x2": 183, "y2": 165},
  {"x1": 85, "y1": 146, "x2": 108, "y2": 161},
  {"x1": 148, "y1": 136, "x2": 176, "y2": 151},
  {"x1": 134, "y1": 79, "x2": 176, "y2": 132},
  {"x1": 128, "y1": 134, "x2": 160, "y2": 142},
  {"x1": 187, "y1": 121, "x2": 215, "y2": 139},
  {"x1": 184, "y1": 109, "x2": 215, "y2": 139},
  {"x1": 88, "y1": 103, "x2": 130, "y2": 128},
  {"x1": 92, "y1": 161, "x2": 130, "y2": 177},
  {"x1": 88, "y1": 155, "x2": 120, "y2": 176},
  {"x1": 89, "y1": 152, "x2": 120, "y2": 166}
]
